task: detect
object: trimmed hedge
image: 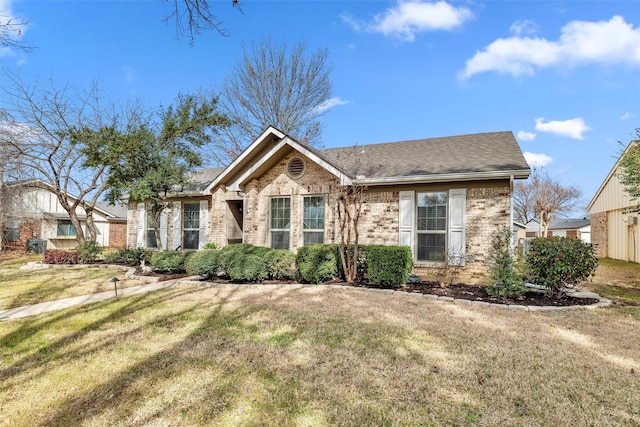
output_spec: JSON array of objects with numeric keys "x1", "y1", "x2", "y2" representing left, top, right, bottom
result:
[
  {"x1": 150, "y1": 251, "x2": 191, "y2": 274},
  {"x1": 367, "y1": 245, "x2": 413, "y2": 288},
  {"x1": 296, "y1": 244, "x2": 339, "y2": 284},
  {"x1": 103, "y1": 247, "x2": 153, "y2": 265},
  {"x1": 227, "y1": 254, "x2": 268, "y2": 283},
  {"x1": 44, "y1": 250, "x2": 80, "y2": 265},
  {"x1": 263, "y1": 249, "x2": 297, "y2": 280},
  {"x1": 185, "y1": 249, "x2": 220, "y2": 279},
  {"x1": 526, "y1": 237, "x2": 598, "y2": 298},
  {"x1": 220, "y1": 243, "x2": 271, "y2": 273}
]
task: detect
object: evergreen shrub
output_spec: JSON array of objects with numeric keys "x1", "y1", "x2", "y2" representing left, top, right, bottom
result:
[{"x1": 367, "y1": 245, "x2": 413, "y2": 288}]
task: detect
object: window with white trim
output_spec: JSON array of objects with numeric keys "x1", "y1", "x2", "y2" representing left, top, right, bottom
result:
[
  {"x1": 183, "y1": 202, "x2": 200, "y2": 250},
  {"x1": 270, "y1": 197, "x2": 290, "y2": 249},
  {"x1": 416, "y1": 192, "x2": 447, "y2": 262},
  {"x1": 146, "y1": 209, "x2": 158, "y2": 248},
  {"x1": 303, "y1": 196, "x2": 325, "y2": 245},
  {"x1": 57, "y1": 220, "x2": 77, "y2": 237}
]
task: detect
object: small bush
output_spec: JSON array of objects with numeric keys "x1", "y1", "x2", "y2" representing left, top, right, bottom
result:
[
  {"x1": 220, "y1": 243, "x2": 271, "y2": 272},
  {"x1": 486, "y1": 227, "x2": 527, "y2": 300},
  {"x1": 526, "y1": 237, "x2": 598, "y2": 298},
  {"x1": 367, "y1": 246, "x2": 413, "y2": 288},
  {"x1": 431, "y1": 250, "x2": 466, "y2": 287},
  {"x1": 44, "y1": 250, "x2": 80, "y2": 265},
  {"x1": 103, "y1": 247, "x2": 152, "y2": 265},
  {"x1": 296, "y1": 244, "x2": 338, "y2": 284},
  {"x1": 227, "y1": 254, "x2": 268, "y2": 283},
  {"x1": 76, "y1": 239, "x2": 103, "y2": 264},
  {"x1": 264, "y1": 249, "x2": 297, "y2": 280},
  {"x1": 203, "y1": 242, "x2": 218, "y2": 250},
  {"x1": 150, "y1": 251, "x2": 188, "y2": 274},
  {"x1": 185, "y1": 249, "x2": 220, "y2": 279}
]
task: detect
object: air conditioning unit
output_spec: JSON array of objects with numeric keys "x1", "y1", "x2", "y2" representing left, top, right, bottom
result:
[{"x1": 632, "y1": 217, "x2": 638, "y2": 225}]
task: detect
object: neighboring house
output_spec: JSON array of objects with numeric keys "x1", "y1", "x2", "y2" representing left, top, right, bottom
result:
[
  {"x1": 127, "y1": 127, "x2": 531, "y2": 283},
  {"x1": 588, "y1": 144, "x2": 640, "y2": 262},
  {"x1": 512, "y1": 221, "x2": 527, "y2": 245},
  {"x1": 1, "y1": 180, "x2": 128, "y2": 251},
  {"x1": 524, "y1": 218, "x2": 591, "y2": 243}
]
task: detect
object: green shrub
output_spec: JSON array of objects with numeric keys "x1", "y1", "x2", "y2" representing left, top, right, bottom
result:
[
  {"x1": 185, "y1": 249, "x2": 220, "y2": 279},
  {"x1": 526, "y1": 237, "x2": 598, "y2": 299},
  {"x1": 336, "y1": 244, "x2": 370, "y2": 282},
  {"x1": 296, "y1": 244, "x2": 338, "y2": 284},
  {"x1": 203, "y1": 242, "x2": 218, "y2": 250},
  {"x1": 367, "y1": 246, "x2": 413, "y2": 288},
  {"x1": 486, "y1": 227, "x2": 527, "y2": 300},
  {"x1": 227, "y1": 254, "x2": 268, "y2": 283},
  {"x1": 220, "y1": 243, "x2": 271, "y2": 272},
  {"x1": 76, "y1": 239, "x2": 103, "y2": 264},
  {"x1": 104, "y1": 247, "x2": 152, "y2": 265},
  {"x1": 263, "y1": 249, "x2": 297, "y2": 280},
  {"x1": 150, "y1": 251, "x2": 188, "y2": 274}
]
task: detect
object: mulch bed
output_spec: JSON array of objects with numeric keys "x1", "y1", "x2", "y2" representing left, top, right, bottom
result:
[
  {"x1": 342, "y1": 281, "x2": 600, "y2": 307},
  {"x1": 137, "y1": 266, "x2": 598, "y2": 307}
]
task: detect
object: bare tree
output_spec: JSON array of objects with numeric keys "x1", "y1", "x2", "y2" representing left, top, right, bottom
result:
[
  {"x1": 0, "y1": 9, "x2": 31, "y2": 51},
  {"x1": 1, "y1": 74, "x2": 149, "y2": 245},
  {"x1": 163, "y1": 0, "x2": 243, "y2": 44},
  {"x1": 514, "y1": 168, "x2": 581, "y2": 237},
  {"x1": 215, "y1": 39, "x2": 333, "y2": 165}
]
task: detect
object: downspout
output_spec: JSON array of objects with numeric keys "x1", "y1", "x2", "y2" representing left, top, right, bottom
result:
[{"x1": 510, "y1": 175, "x2": 514, "y2": 250}]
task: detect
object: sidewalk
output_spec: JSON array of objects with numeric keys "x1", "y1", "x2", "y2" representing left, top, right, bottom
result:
[{"x1": 0, "y1": 278, "x2": 190, "y2": 321}]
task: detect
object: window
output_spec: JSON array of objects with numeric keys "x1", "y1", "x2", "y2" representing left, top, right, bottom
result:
[
  {"x1": 416, "y1": 192, "x2": 447, "y2": 262},
  {"x1": 5, "y1": 219, "x2": 20, "y2": 242},
  {"x1": 183, "y1": 202, "x2": 200, "y2": 250},
  {"x1": 146, "y1": 209, "x2": 158, "y2": 248},
  {"x1": 270, "y1": 197, "x2": 290, "y2": 249},
  {"x1": 303, "y1": 196, "x2": 325, "y2": 245},
  {"x1": 57, "y1": 220, "x2": 77, "y2": 237}
]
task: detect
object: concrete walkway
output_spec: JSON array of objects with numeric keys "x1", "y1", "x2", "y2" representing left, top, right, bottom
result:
[{"x1": 0, "y1": 278, "x2": 190, "y2": 321}]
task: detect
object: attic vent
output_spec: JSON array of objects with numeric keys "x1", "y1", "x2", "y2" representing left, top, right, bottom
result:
[{"x1": 287, "y1": 157, "x2": 306, "y2": 179}]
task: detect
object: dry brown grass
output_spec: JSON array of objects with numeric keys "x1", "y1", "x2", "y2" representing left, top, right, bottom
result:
[
  {"x1": 1, "y1": 277, "x2": 639, "y2": 426},
  {"x1": 0, "y1": 256, "x2": 151, "y2": 310}
]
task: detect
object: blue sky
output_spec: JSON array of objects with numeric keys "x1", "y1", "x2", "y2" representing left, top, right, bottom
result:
[{"x1": 1, "y1": 0, "x2": 639, "y2": 215}]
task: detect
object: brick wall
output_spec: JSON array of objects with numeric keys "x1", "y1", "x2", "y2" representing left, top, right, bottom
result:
[
  {"x1": 590, "y1": 211, "x2": 607, "y2": 258},
  {"x1": 3, "y1": 217, "x2": 42, "y2": 252},
  {"x1": 108, "y1": 221, "x2": 127, "y2": 248}
]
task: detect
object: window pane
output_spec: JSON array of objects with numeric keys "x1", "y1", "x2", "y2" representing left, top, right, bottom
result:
[
  {"x1": 5, "y1": 230, "x2": 19, "y2": 241},
  {"x1": 146, "y1": 230, "x2": 158, "y2": 248},
  {"x1": 270, "y1": 198, "x2": 290, "y2": 230},
  {"x1": 417, "y1": 233, "x2": 446, "y2": 262},
  {"x1": 303, "y1": 231, "x2": 324, "y2": 246},
  {"x1": 57, "y1": 220, "x2": 76, "y2": 237},
  {"x1": 183, "y1": 230, "x2": 199, "y2": 249},
  {"x1": 183, "y1": 203, "x2": 200, "y2": 229},
  {"x1": 303, "y1": 196, "x2": 325, "y2": 230},
  {"x1": 417, "y1": 192, "x2": 447, "y2": 231},
  {"x1": 271, "y1": 231, "x2": 290, "y2": 250}
]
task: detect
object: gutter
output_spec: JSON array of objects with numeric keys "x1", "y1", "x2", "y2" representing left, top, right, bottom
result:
[{"x1": 353, "y1": 169, "x2": 531, "y2": 186}]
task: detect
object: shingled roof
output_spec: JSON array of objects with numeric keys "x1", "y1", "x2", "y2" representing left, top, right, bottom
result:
[{"x1": 322, "y1": 131, "x2": 530, "y2": 183}]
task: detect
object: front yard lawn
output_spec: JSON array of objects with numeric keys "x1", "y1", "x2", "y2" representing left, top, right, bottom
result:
[
  {"x1": 0, "y1": 283, "x2": 638, "y2": 424},
  {"x1": 0, "y1": 256, "x2": 151, "y2": 310}
]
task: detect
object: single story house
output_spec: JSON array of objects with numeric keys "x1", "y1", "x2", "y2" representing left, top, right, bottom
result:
[
  {"x1": 588, "y1": 141, "x2": 640, "y2": 262},
  {"x1": 524, "y1": 218, "x2": 591, "y2": 243},
  {"x1": 126, "y1": 127, "x2": 531, "y2": 283},
  {"x1": 1, "y1": 179, "x2": 127, "y2": 251}
]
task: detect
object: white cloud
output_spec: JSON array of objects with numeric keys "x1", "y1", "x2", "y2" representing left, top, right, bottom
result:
[
  {"x1": 344, "y1": 1, "x2": 473, "y2": 42},
  {"x1": 314, "y1": 97, "x2": 349, "y2": 115},
  {"x1": 460, "y1": 15, "x2": 640, "y2": 79},
  {"x1": 620, "y1": 112, "x2": 635, "y2": 120},
  {"x1": 516, "y1": 130, "x2": 536, "y2": 141},
  {"x1": 509, "y1": 20, "x2": 539, "y2": 37},
  {"x1": 534, "y1": 117, "x2": 591, "y2": 140},
  {"x1": 524, "y1": 152, "x2": 553, "y2": 167}
]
